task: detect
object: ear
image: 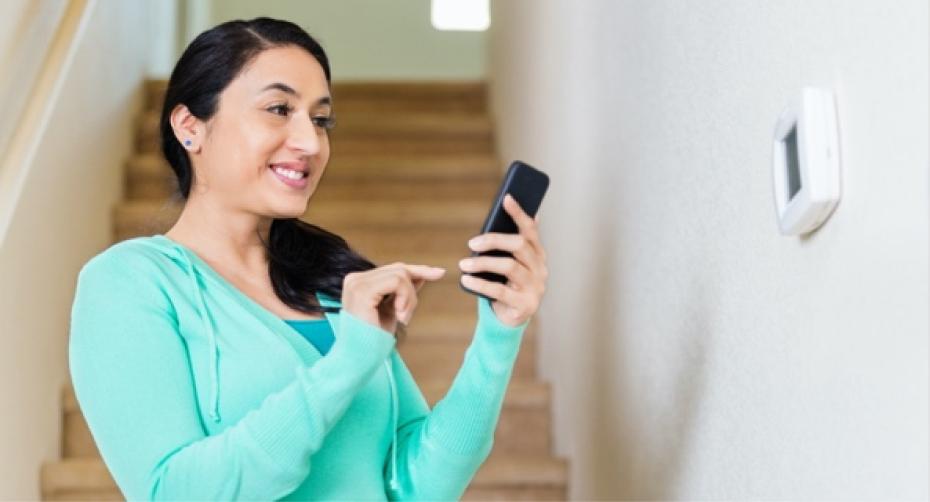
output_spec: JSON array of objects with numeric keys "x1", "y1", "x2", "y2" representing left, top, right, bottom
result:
[{"x1": 169, "y1": 103, "x2": 205, "y2": 153}]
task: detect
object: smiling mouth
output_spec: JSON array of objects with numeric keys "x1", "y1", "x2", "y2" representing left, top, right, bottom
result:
[
  {"x1": 268, "y1": 164, "x2": 311, "y2": 190},
  {"x1": 269, "y1": 164, "x2": 309, "y2": 179}
]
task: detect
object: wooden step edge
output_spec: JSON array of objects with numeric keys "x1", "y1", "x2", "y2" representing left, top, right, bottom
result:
[
  {"x1": 145, "y1": 80, "x2": 488, "y2": 107},
  {"x1": 64, "y1": 377, "x2": 548, "y2": 414},
  {"x1": 41, "y1": 457, "x2": 117, "y2": 495},
  {"x1": 125, "y1": 153, "x2": 503, "y2": 183},
  {"x1": 419, "y1": 378, "x2": 550, "y2": 409},
  {"x1": 474, "y1": 454, "x2": 569, "y2": 487},
  {"x1": 42, "y1": 453, "x2": 566, "y2": 496}
]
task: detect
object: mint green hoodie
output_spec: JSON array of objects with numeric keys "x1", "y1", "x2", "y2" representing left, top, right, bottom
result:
[{"x1": 68, "y1": 235, "x2": 530, "y2": 501}]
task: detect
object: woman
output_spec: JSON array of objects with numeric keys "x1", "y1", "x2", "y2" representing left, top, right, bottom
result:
[{"x1": 69, "y1": 17, "x2": 548, "y2": 501}]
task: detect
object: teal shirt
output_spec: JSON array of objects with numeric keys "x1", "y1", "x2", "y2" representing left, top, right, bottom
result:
[
  {"x1": 284, "y1": 319, "x2": 335, "y2": 356},
  {"x1": 68, "y1": 235, "x2": 530, "y2": 501}
]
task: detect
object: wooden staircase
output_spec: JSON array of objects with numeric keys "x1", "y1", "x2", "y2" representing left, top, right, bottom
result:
[{"x1": 42, "y1": 80, "x2": 568, "y2": 500}]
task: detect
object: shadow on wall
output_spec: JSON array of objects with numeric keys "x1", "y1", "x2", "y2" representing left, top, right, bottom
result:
[{"x1": 581, "y1": 189, "x2": 713, "y2": 499}]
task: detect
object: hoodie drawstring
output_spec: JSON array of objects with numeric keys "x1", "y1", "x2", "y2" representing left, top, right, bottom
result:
[
  {"x1": 384, "y1": 360, "x2": 400, "y2": 492},
  {"x1": 179, "y1": 247, "x2": 221, "y2": 423}
]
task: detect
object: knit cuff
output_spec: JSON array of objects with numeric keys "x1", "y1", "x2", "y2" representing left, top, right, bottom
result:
[
  {"x1": 328, "y1": 308, "x2": 397, "y2": 365},
  {"x1": 471, "y1": 296, "x2": 529, "y2": 374}
]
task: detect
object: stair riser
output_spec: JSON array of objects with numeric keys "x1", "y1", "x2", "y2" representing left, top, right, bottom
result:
[
  {"x1": 46, "y1": 487, "x2": 566, "y2": 501},
  {"x1": 126, "y1": 153, "x2": 500, "y2": 181},
  {"x1": 325, "y1": 139, "x2": 495, "y2": 155},
  {"x1": 400, "y1": 340, "x2": 536, "y2": 383},
  {"x1": 492, "y1": 408, "x2": 552, "y2": 455},
  {"x1": 144, "y1": 97, "x2": 490, "y2": 117},
  {"x1": 63, "y1": 413, "x2": 100, "y2": 458},
  {"x1": 463, "y1": 487, "x2": 567, "y2": 500},
  {"x1": 44, "y1": 491, "x2": 123, "y2": 501},
  {"x1": 135, "y1": 115, "x2": 493, "y2": 155},
  {"x1": 136, "y1": 136, "x2": 494, "y2": 155},
  {"x1": 64, "y1": 404, "x2": 548, "y2": 459},
  {"x1": 125, "y1": 175, "x2": 498, "y2": 202},
  {"x1": 114, "y1": 202, "x2": 493, "y2": 240},
  {"x1": 146, "y1": 82, "x2": 489, "y2": 116}
]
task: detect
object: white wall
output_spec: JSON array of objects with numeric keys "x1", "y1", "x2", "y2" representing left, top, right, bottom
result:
[
  {"x1": 489, "y1": 0, "x2": 929, "y2": 499},
  {"x1": 0, "y1": 0, "x2": 152, "y2": 498},
  {"x1": 209, "y1": 0, "x2": 486, "y2": 80}
]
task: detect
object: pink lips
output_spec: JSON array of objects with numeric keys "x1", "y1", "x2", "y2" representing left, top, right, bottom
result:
[{"x1": 269, "y1": 163, "x2": 309, "y2": 189}]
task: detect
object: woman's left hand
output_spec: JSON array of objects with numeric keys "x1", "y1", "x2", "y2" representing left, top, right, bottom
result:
[{"x1": 458, "y1": 193, "x2": 548, "y2": 327}]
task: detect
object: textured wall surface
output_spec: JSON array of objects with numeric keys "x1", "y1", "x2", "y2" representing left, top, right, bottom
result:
[{"x1": 488, "y1": 0, "x2": 928, "y2": 498}]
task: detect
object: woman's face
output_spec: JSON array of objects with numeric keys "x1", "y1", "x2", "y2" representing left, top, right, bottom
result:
[{"x1": 191, "y1": 44, "x2": 332, "y2": 218}]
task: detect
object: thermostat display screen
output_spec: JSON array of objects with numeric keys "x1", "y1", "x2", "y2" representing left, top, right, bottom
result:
[
  {"x1": 784, "y1": 125, "x2": 801, "y2": 200},
  {"x1": 772, "y1": 87, "x2": 840, "y2": 236}
]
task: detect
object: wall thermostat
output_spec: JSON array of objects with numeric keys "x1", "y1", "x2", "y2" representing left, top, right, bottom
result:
[{"x1": 772, "y1": 87, "x2": 841, "y2": 235}]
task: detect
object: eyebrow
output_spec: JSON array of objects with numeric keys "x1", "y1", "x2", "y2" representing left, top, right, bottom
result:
[{"x1": 260, "y1": 82, "x2": 331, "y2": 106}]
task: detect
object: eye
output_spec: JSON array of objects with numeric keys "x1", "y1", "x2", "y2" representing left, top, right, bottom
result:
[
  {"x1": 267, "y1": 104, "x2": 293, "y2": 117},
  {"x1": 313, "y1": 115, "x2": 337, "y2": 130}
]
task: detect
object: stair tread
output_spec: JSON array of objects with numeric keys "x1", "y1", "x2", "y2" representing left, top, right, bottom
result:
[
  {"x1": 147, "y1": 80, "x2": 489, "y2": 114},
  {"x1": 128, "y1": 151, "x2": 501, "y2": 172},
  {"x1": 138, "y1": 110, "x2": 493, "y2": 144},
  {"x1": 42, "y1": 452, "x2": 566, "y2": 496},
  {"x1": 419, "y1": 378, "x2": 550, "y2": 408},
  {"x1": 114, "y1": 198, "x2": 494, "y2": 229},
  {"x1": 64, "y1": 376, "x2": 548, "y2": 415}
]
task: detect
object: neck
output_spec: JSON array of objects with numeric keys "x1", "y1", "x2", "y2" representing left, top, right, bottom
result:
[{"x1": 165, "y1": 195, "x2": 273, "y2": 272}]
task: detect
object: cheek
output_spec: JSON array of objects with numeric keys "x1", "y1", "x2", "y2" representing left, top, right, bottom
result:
[{"x1": 221, "y1": 122, "x2": 286, "y2": 177}]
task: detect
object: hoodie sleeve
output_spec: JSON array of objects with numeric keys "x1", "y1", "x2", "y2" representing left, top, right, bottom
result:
[
  {"x1": 68, "y1": 250, "x2": 396, "y2": 501},
  {"x1": 384, "y1": 294, "x2": 530, "y2": 501}
]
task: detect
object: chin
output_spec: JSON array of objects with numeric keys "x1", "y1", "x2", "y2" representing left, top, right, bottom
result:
[
  {"x1": 260, "y1": 198, "x2": 309, "y2": 220},
  {"x1": 272, "y1": 207, "x2": 308, "y2": 220}
]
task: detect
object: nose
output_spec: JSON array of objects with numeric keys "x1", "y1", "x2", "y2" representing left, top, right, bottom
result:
[{"x1": 287, "y1": 114, "x2": 322, "y2": 156}]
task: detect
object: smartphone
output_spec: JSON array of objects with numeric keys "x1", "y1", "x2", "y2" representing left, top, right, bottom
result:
[{"x1": 461, "y1": 160, "x2": 550, "y2": 301}]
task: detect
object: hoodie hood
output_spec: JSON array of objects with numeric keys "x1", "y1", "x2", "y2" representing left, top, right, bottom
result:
[{"x1": 135, "y1": 235, "x2": 401, "y2": 491}]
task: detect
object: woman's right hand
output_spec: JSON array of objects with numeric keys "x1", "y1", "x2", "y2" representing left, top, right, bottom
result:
[{"x1": 341, "y1": 262, "x2": 447, "y2": 336}]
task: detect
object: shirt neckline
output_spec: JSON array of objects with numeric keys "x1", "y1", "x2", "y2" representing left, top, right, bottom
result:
[{"x1": 152, "y1": 233, "x2": 335, "y2": 358}]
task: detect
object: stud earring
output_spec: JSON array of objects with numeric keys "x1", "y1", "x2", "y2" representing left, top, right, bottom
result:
[{"x1": 184, "y1": 139, "x2": 192, "y2": 147}]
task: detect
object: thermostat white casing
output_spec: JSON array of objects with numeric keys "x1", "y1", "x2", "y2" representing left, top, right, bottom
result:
[{"x1": 772, "y1": 87, "x2": 841, "y2": 235}]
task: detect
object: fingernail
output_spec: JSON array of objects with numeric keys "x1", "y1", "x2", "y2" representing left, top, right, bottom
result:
[{"x1": 468, "y1": 236, "x2": 481, "y2": 247}]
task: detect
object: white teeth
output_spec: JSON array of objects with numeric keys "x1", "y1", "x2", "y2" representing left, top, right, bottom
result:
[{"x1": 272, "y1": 166, "x2": 305, "y2": 180}]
